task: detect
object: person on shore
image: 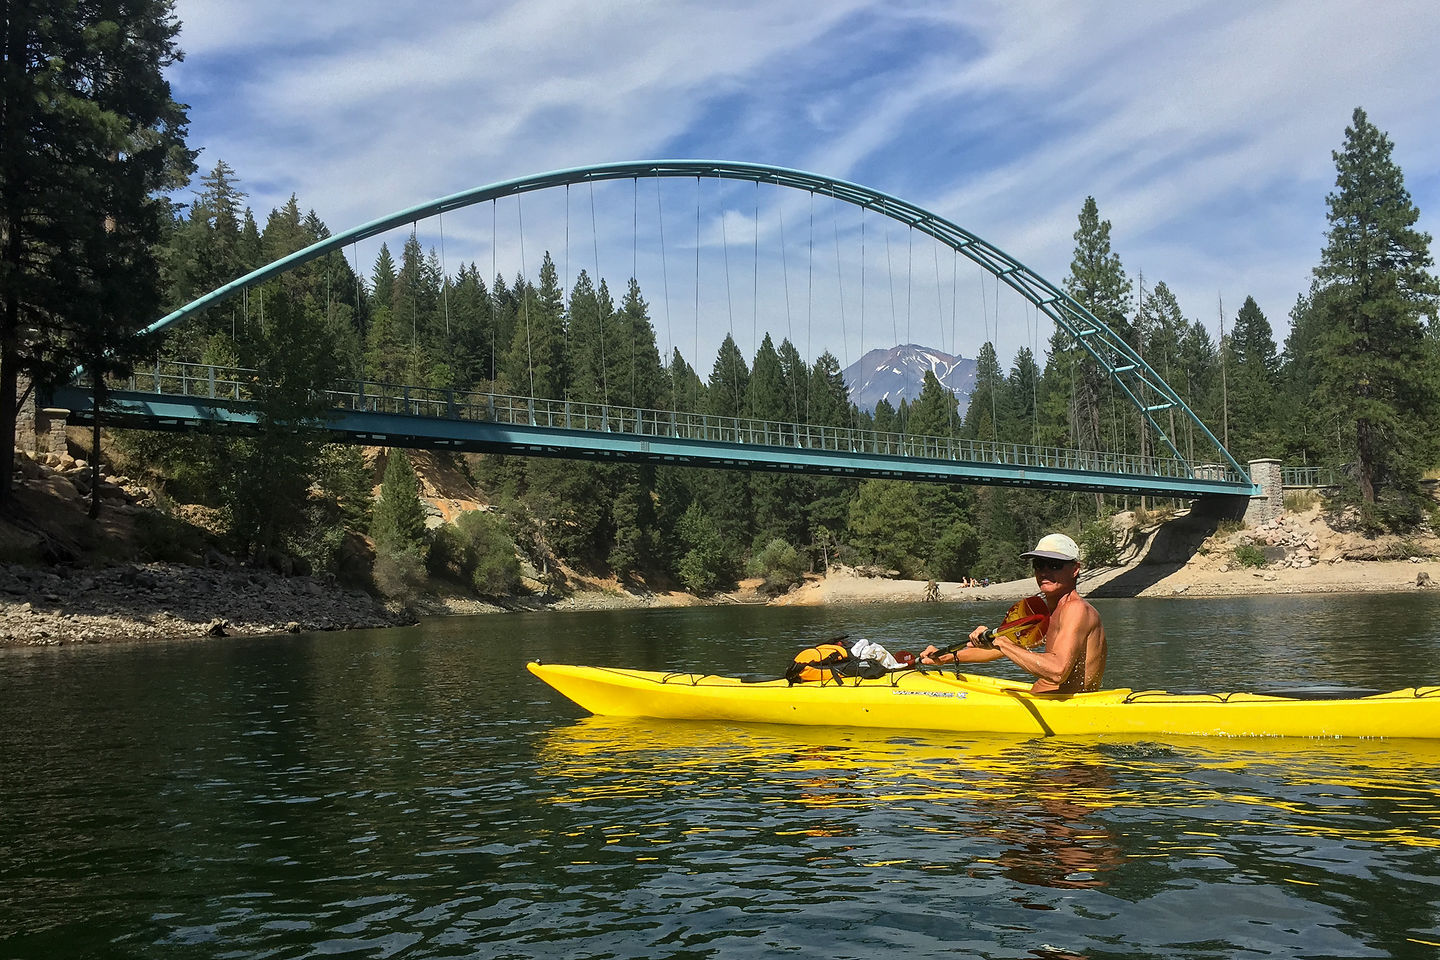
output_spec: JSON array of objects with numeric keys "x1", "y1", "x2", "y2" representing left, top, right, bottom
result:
[{"x1": 919, "y1": 533, "x2": 1107, "y2": 693}]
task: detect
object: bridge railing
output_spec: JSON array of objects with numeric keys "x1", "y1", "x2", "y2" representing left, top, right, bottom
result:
[
  {"x1": 1282, "y1": 465, "x2": 1336, "y2": 488},
  {"x1": 114, "y1": 361, "x2": 1247, "y2": 484}
]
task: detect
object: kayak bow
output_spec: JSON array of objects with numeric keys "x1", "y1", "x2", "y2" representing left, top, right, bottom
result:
[{"x1": 527, "y1": 662, "x2": 1440, "y2": 739}]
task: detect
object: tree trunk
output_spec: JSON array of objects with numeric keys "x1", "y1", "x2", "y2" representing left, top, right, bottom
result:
[
  {"x1": 88, "y1": 371, "x2": 104, "y2": 519},
  {"x1": 1356, "y1": 417, "x2": 1377, "y2": 503},
  {"x1": 0, "y1": 5, "x2": 26, "y2": 509},
  {"x1": 0, "y1": 348, "x2": 16, "y2": 508}
]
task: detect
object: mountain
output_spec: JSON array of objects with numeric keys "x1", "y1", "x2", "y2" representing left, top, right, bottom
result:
[{"x1": 841, "y1": 344, "x2": 976, "y2": 414}]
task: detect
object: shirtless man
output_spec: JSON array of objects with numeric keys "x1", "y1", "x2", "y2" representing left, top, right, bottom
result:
[{"x1": 919, "y1": 533, "x2": 1107, "y2": 693}]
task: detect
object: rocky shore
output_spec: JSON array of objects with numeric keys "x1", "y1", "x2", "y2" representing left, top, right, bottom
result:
[{"x1": 0, "y1": 562, "x2": 413, "y2": 646}]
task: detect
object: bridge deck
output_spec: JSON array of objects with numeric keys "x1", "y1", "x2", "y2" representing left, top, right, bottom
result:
[{"x1": 50, "y1": 362, "x2": 1258, "y2": 499}]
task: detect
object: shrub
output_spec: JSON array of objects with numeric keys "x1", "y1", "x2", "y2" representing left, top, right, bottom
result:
[
  {"x1": 1284, "y1": 490, "x2": 1320, "y2": 514},
  {"x1": 748, "y1": 538, "x2": 804, "y2": 591},
  {"x1": 1078, "y1": 520, "x2": 1120, "y2": 567},
  {"x1": 676, "y1": 503, "x2": 731, "y2": 593},
  {"x1": 426, "y1": 510, "x2": 522, "y2": 596},
  {"x1": 373, "y1": 546, "x2": 426, "y2": 600},
  {"x1": 457, "y1": 510, "x2": 521, "y2": 596},
  {"x1": 1233, "y1": 543, "x2": 1267, "y2": 568}
]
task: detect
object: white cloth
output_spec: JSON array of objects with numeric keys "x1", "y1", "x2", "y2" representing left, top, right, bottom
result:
[{"x1": 849, "y1": 638, "x2": 902, "y2": 670}]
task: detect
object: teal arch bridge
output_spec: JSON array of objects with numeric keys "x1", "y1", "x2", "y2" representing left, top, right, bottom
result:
[{"x1": 54, "y1": 160, "x2": 1258, "y2": 500}]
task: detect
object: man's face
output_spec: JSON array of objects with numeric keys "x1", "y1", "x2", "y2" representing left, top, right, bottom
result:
[{"x1": 1031, "y1": 557, "x2": 1078, "y2": 595}]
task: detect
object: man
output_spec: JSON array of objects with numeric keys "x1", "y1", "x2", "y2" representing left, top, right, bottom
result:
[{"x1": 919, "y1": 533, "x2": 1107, "y2": 693}]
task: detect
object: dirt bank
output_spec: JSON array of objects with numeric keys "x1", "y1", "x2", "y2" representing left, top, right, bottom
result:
[{"x1": 777, "y1": 502, "x2": 1440, "y2": 607}]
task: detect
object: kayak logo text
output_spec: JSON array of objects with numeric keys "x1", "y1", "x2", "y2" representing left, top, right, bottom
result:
[{"x1": 893, "y1": 690, "x2": 967, "y2": 699}]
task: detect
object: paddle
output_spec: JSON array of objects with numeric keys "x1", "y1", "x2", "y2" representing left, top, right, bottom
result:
[{"x1": 908, "y1": 595, "x2": 1050, "y2": 667}]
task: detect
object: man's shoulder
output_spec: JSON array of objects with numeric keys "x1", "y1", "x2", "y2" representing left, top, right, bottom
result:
[{"x1": 1055, "y1": 591, "x2": 1100, "y2": 625}]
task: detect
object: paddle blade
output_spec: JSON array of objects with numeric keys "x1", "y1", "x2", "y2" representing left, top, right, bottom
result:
[
  {"x1": 987, "y1": 614, "x2": 1047, "y2": 649},
  {"x1": 988, "y1": 595, "x2": 1050, "y2": 649}
]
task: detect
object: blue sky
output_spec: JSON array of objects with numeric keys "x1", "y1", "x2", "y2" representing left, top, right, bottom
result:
[{"x1": 167, "y1": 0, "x2": 1440, "y2": 375}]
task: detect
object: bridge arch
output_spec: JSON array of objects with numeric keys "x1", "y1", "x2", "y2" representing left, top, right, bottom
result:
[{"x1": 147, "y1": 159, "x2": 1247, "y2": 479}]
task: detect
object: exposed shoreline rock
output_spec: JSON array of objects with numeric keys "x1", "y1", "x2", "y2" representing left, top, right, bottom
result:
[{"x1": 0, "y1": 561, "x2": 413, "y2": 646}]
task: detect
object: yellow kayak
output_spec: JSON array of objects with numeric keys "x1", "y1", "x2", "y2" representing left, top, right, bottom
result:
[{"x1": 527, "y1": 662, "x2": 1440, "y2": 739}]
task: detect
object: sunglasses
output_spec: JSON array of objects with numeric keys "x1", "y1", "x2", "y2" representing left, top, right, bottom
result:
[{"x1": 1031, "y1": 558, "x2": 1072, "y2": 572}]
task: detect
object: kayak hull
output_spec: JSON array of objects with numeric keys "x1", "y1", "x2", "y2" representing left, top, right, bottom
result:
[{"x1": 527, "y1": 662, "x2": 1440, "y2": 739}]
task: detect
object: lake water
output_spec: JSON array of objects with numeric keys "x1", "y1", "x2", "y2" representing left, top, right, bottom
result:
[{"x1": 2, "y1": 595, "x2": 1439, "y2": 959}]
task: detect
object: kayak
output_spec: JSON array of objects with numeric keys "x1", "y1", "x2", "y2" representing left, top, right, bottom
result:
[{"x1": 527, "y1": 662, "x2": 1440, "y2": 739}]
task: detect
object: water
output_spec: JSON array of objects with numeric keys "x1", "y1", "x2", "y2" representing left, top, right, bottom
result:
[{"x1": 2, "y1": 595, "x2": 1440, "y2": 959}]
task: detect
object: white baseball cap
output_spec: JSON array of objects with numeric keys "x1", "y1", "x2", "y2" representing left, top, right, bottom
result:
[{"x1": 1019, "y1": 533, "x2": 1080, "y2": 562}]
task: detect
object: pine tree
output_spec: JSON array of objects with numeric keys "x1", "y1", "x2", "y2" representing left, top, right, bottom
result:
[
  {"x1": 371, "y1": 451, "x2": 428, "y2": 554},
  {"x1": 707, "y1": 333, "x2": 750, "y2": 418},
  {"x1": 961, "y1": 343, "x2": 1005, "y2": 441},
  {"x1": 910, "y1": 370, "x2": 960, "y2": 439},
  {"x1": 219, "y1": 285, "x2": 339, "y2": 560},
  {"x1": 1005, "y1": 347, "x2": 1041, "y2": 445},
  {"x1": 616, "y1": 277, "x2": 663, "y2": 408},
  {"x1": 806, "y1": 351, "x2": 850, "y2": 427},
  {"x1": 503, "y1": 253, "x2": 566, "y2": 398},
  {"x1": 1224, "y1": 296, "x2": 1279, "y2": 461},
  {"x1": 1136, "y1": 281, "x2": 1187, "y2": 456},
  {"x1": 1311, "y1": 107, "x2": 1439, "y2": 512},
  {"x1": 1, "y1": 0, "x2": 194, "y2": 503},
  {"x1": 1276, "y1": 286, "x2": 1336, "y2": 465},
  {"x1": 776, "y1": 338, "x2": 807, "y2": 423},
  {"x1": 566, "y1": 269, "x2": 605, "y2": 403},
  {"x1": 1059, "y1": 197, "x2": 1132, "y2": 453}
]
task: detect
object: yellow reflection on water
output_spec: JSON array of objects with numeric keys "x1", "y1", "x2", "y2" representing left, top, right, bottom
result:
[{"x1": 537, "y1": 716, "x2": 1440, "y2": 867}]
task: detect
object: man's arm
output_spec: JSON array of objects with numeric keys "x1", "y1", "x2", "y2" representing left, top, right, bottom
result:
[
  {"x1": 923, "y1": 645, "x2": 1005, "y2": 665},
  {"x1": 993, "y1": 603, "x2": 1096, "y2": 684}
]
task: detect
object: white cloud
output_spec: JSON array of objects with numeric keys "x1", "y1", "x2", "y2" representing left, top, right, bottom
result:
[{"x1": 168, "y1": 0, "x2": 1440, "y2": 372}]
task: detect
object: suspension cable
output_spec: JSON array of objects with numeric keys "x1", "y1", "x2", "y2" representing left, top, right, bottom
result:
[
  {"x1": 806, "y1": 190, "x2": 814, "y2": 422},
  {"x1": 984, "y1": 272, "x2": 996, "y2": 440},
  {"x1": 517, "y1": 197, "x2": 534, "y2": 399},
  {"x1": 932, "y1": 237, "x2": 948, "y2": 435},
  {"x1": 490, "y1": 200, "x2": 498, "y2": 384},
  {"x1": 905, "y1": 226, "x2": 913, "y2": 350},
  {"x1": 719, "y1": 174, "x2": 739, "y2": 414},
  {"x1": 632, "y1": 177, "x2": 639, "y2": 403},
  {"x1": 950, "y1": 248, "x2": 959, "y2": 436},
  {"x1": 439, "y1": 211, "x2": 451, "y2": 339},
  {"x1": 859, "y1": 205, "x2": 866, "y2": 384},
  {"x1": 778, "y1": 192, "x2": 798, "y2": 423},
  {"x1": 884, "y1": 220, "x2": 897, "y2": 352},
  {"x1": 752, "y1": 181, "x2": 759, "y2": 382},
  {"x1": 351, "y1": 241, "x2": 362, "y2": 339},
  {"x1": 563, "y1": 184, "x2": 571, "y2": 392},
  {"x1": 693, "y1": 176, "x2": 701, "y2": 413},
  {"x1": 655, "y1": 178, "x2": 676, "y2": 415},
  {"x1": 590, "y1": 177, "x2": 608, "y2": 407},
  {"x1": 830, "y1": 187, "x2": 849, "y2": 385},
  {"x1": 409, "y1": 224, "x2": 419, "y2": 345}
]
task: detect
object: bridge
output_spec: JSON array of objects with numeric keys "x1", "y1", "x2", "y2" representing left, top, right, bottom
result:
[
  {"x1": 52, "y1": 360, "x2": 1252, "y2": 499},
  {"x1": 49, "y1": 160, "x2": 1259, "y2": 500}
]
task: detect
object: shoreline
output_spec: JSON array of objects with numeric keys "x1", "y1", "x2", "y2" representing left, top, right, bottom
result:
[
  {"x1": 772, "y1": 558, "x2": 1440, "y2": 607},
  {"x1": 2, "y1": 554, "x2": 1436, "y2": 648}
]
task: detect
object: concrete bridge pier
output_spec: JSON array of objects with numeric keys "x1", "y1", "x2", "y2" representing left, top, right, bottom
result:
[
  {"x1": 1243, "y1": 458, "x2": 1284, "y2": 526},
  {"x1": 14, "y1": 375, "x2": 68, "y2": 458}
]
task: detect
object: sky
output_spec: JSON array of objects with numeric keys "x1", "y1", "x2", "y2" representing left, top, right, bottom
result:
[{"x1": 166, "y1": 0, "x2": 1440, "y2": 376}]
